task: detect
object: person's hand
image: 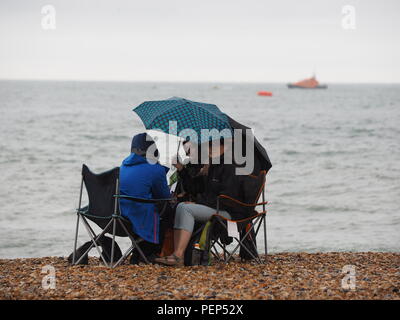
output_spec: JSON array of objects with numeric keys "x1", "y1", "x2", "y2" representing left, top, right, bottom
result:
[
  {"x1": 198, "y1": 164, "x2": 209, "y2": 176},
  {"x1": 184, "y1": 201, "x2": 194, "y2": 204},
  {"x1": 173, "y1": 162, "x2": 184, "y2": 171},
  {"x1": 169, "y1": 196, "x2": 178, "y2": 205},
  {"x1": 171, "y1": 155, "x2": 184, "y2": 171}
]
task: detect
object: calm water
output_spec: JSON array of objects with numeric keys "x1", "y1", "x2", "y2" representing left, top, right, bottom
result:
[{"x1": 0, "y1": 80, "x2": 399, "y2": 258}]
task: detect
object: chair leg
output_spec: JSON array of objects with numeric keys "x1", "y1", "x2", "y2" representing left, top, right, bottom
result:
[
  {"x1": 76, "y1": 216, "x2": 150, "y2": 268},
  {"x1": 215, "y1": 218, "x2": 241, "y2": 262},
  {"x1": 113, "y1": 245, "x2": 134, "y2": 268},
  {"x1": 211, "y1": 248, "x2": 221, "y2": 261},
  {"x1": 72, "y1": 217, "x2": 104, "y2": 265},
  {"x1": 79, "y1": 217, "x2": 114, "y2": 267},
  {"x1": 263, "y1": 215, "x2": 267, "y2": 262},
  {"x1": 238, "y1": 239, "x2": 263, "y2": 264},
  {"x1": 249, "y1": 215, "x2": 266, "y2": 264},
  {"x1": 72, "y1": 214, "x2": 80, "y2": 264},
  {"x1": 110, "y1": 218, "x2": 117, "y2": 267},
  {"x1": 213, "y1": 240, "x2": 231, "y2": 262},
  {"x1": 223, "y1": 243, "x2": 226, "y2": 262},
  {"x1": 210, "y1": 242, "x2": 223, "y2": 261},
  {"x1": 81, "y1": 221, "x2": 109, "y2": 266},
  {"x1": 251, "y1": 217, "x2": 265, "y2": 264},
  {"x1": 227, "y1": 236, "x2": 261, "y2": 264},
  {"x1": 262, "y1": 188, "x2": 267, "y2": 263},
  {"x1": 117, "y1": 218, "x2": 150, "y2": 265},
  {"x1": 73, "y1": 177, "x2": 84, "y2": 264},
  {"x1": 219, "y1": 216, "x2": 263, "y2": 264},
  {"x1": 111, "y1": 179, "x2": 119, "y2": 268}
]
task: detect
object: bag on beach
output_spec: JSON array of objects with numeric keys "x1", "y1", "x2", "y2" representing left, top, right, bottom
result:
[
  {"x1": 68, "y1": 235, "x2": 122, "y2": 265},
  {"x1": 99, "y1": 235, "x2": 123, "y2": 263},
  {"x1": 67, "y1": 241, "x2": 91, "y2": 265},
  {"x1": 184, "y1": 222, "x2": 212, "y2": 266}
]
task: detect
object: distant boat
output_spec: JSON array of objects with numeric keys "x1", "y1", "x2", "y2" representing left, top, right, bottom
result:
[
  {"x1": 257, "y1": 91, "x2": 273, "y2": 96},
  {"x1": 287, "y1": 75, "x2": 327, "y2": 89}
]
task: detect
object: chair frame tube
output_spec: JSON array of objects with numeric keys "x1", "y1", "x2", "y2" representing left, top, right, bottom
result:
[
  {"x1": 72, "y1": 177, "x2": 84, "y2": 264},
  {"x1": 262, "y1": 188, "x2": 267, "y2": 260}
]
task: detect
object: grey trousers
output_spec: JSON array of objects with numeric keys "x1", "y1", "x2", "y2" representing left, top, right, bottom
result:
[{"x1": 174, "y1": 202, "x2": 231, "y2": 233}]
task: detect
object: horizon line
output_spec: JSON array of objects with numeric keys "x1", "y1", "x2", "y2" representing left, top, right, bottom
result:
[{"x1": 0, "y1": 77, "x2": 400, "y2": 85}]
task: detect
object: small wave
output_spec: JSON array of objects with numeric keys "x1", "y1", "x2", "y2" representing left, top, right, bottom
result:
[
  {"x1": 306, "y1": 205, "x2": 353, "y2": 213},
  {"x1": 279, "y1": 191, "x2": 301, "y2": 197},
  {"x1": 307, "y1": 205, "x2": 330, "y2": 212},
  {"x1": 82, "y1": 134, "x2": 99, "y2": 140},
  {"x1": 107, "y1": 135, "x2": 131, "y2": 142},
  {"x1": 318, "y1": 150, "x2": 350, "y2": 156},
  {"x1": 282, "y1": 150, "x2": 300, "y2": 155},
  {"x1": 375, "y1": 174, "x2": 398, "y2": 181},
  {"x1": 348, "y1": 128, "x2": 376, "y2": 137}
]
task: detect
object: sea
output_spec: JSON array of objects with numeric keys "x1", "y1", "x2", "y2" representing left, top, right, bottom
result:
[{"x1": 0, "y1": 80, "x2": 399, "y2": 258}]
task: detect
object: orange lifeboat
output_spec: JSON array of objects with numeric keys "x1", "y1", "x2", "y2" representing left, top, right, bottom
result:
[
  {"x1": 287, "y1": 75, "x2": 327, "y2": 89},
  {"x1": 257, "y1": 91, "x2": 273, "y2": 96}
]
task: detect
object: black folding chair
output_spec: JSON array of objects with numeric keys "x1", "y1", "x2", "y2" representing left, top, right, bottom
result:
[
  {"x1": 206, "y1": 170, "x2": 268, "y2": 264},
  {"x1": 72, "y1": 164, "x2": 171, "y2": 268}
]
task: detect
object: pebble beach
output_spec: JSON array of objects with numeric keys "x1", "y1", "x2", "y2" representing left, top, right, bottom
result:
[{"x1": 1, "y1": 252, "x2": 399, "y2": 300}]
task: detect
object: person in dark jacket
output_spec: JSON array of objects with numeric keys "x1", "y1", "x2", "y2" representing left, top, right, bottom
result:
[
  {"x1": 173, "y1": 140, "x2": 205, "y2": 202},
  {"x1": 119, "y1": 133, "x2": 171, "y2": 245},
  {"x1": 155, "y1": 139, "x2": 240, "y2": 266}
]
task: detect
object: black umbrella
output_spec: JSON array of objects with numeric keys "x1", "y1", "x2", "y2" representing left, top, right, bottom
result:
[{"x1": 225, "y1": 115, "x2": 272, "y2": 174}]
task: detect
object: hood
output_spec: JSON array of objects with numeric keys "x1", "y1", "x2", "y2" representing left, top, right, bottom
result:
[
  {"x1": 122, "y1": 153, "x2": 170, "y2": 174},
  {"x1": 122, "y1": 153, "x2": 149, "y2": 166},
  {"x1": 131, "y1": 133, "x2": 155, "y2": 152}
]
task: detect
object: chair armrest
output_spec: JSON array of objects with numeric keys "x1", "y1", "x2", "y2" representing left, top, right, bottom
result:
[
  {"x1": 115, "y1": 195, "x2": 172, "y2": 204},
  {"x1": 212, "y1": 209, "x2": 267, "y2": 223},
  {"x1": 217, "y1": 194, "x2": 268, "y2": 207}
]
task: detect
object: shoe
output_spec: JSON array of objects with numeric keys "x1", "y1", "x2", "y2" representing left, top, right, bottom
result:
[{"x1": 154, "y1": 254, "x2": 184, "y2": 267}]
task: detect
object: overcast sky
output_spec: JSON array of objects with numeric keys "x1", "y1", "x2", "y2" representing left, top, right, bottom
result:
[{"x1": 0, "y1": 0, "x2": 399, "y2": 83}]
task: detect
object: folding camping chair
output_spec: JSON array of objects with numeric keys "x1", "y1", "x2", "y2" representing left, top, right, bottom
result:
[
  {"x1": 71, "y1": 164, "x2": 171, "y2": 268},
  {"x1": 206, "y1": 170, "x2": 268, "y2": 264}
]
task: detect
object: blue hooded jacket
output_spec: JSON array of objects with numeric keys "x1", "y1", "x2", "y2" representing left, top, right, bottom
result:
[{"x1": 119, "y1": 153, "x2": 171, "y2": 244}]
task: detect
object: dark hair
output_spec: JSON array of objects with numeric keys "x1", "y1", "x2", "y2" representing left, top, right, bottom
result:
[{"x1": 208, "y1": 137, "x2": 224, "y2": 148}]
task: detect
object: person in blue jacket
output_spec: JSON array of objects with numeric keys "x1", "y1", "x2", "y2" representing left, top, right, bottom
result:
[{"x1": 119, "y1": 133, "x2": 171, "y2": 245}]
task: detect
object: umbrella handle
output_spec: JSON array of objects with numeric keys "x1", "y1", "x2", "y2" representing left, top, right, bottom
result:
[{"x1": 177, "y1": 139, "x2": 181, "y2": 162}]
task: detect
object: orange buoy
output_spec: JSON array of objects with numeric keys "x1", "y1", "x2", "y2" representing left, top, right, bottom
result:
[{"x1": 257, "y1": 91, "x2": 272, "y2": 96}]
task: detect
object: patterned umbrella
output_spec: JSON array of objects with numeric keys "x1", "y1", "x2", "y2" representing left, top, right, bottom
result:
[
  {"x1": 225, "y1": 115, "x2": 272, "y2": 173},
  {"x1": 133, "y1": 97, "x2": 232, "y2": 143}
]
